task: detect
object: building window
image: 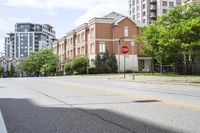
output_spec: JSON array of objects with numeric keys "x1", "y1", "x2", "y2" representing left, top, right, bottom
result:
[
  {"x1": 169, "y1": 2, "x2": 174, "y2": 7},
  {"x1": 143, "y1": 11, "x2": 146, "y2": 16},
  {"x1": 162, "y1": 1, "x2": 167, "y2": 6},
  {"x1": 81, "y1": 32, "x2": 84, "y2": 42},
  {"x1": 143, "y1": 19, "x2": 146, "y2": 23},
  {"x1": 77, "y1": 34, "x2": 80, "y2": 43},
  {"x1": 91, "y1": 43, "x2": 95, "y2": 53},
  {"x1": 163, "y1": 9, "x2": 168, "y2": 13},
  {"x1": 90, "y1": 28, "x2": 94, "y2": 38},
  {"x1": 143, "y1": 4, "x2": 145, "y2": 9},
  {"x1": 70, "y1": 38, "x2": 73, "y2": 45},
  {"x1": 78, "y1": 47, "x2": 81, "y2": 55},
  {"x1": 99, "y1": 42, "x2": 105, "y2": 53},
  {"x1": 124, "y1": 27, "x2": 129, "y2": 37}
]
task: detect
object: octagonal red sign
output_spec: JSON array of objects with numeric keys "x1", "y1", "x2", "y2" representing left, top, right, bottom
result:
[{"x1": 121, "y1": 45, "x2": 129, "y2": 54}]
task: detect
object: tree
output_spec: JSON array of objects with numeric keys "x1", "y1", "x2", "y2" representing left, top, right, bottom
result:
[
  {"x1": 136, "y1": 3, "x2": 200, "y2": 75},
  {"x1": 64, "y1": 62, "x2": 73, "y2": 75},
  {"x1": 9, "y1": 63, "x2": 15, "y2": 77},
  {"x1": 108, "y1": 54, "x2": 118, "y2": 73},
  {"x1": 20, "y1": 48, "x2": 59, "y2": 76},
  {"x1": 0, "y1": 65, "x2": 4, "y2": 77},
  {"x1": 94, "y1": 50, "x2": 118, "y2": 73},
  {"x1": 70, "y1": 56, "x2": 88, "y2": 74},
  {"x1": 94, "y1": 54, "x2": 103, "y2": 72}
]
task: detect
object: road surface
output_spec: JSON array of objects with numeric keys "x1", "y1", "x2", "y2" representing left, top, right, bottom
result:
[{"x1": 0, "y1": 76, "x2": 200, "y2": 133}]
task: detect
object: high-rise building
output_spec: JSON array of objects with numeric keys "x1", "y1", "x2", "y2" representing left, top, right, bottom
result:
[
  {"x1": 182, "y1": 0, "x2": 200, "y2": 4},
  {"x1": 129, "y1": 0, "x2": 182, "y2": 25},
  {"x1": 5, "y1": 23, "x2": 56, "y2": 58}
]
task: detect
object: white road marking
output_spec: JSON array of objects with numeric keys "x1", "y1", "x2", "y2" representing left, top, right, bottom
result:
[{"x1": 0, "y1": 110, "x2": 7, "y2": 133}]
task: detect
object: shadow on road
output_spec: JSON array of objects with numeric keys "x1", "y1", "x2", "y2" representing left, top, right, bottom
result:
[{"x1": 0, "y1": 98, "x2": 180, "y2": 133}]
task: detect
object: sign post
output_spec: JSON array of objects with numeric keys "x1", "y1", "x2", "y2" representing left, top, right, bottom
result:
[{"x1": 121, "y1": 45, "x2": 129, "y2": 78}]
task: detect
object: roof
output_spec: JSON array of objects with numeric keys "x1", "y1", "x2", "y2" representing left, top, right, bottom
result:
[
  {"x1": 114, "y1": 16, "x2": 144, "y2": 27},
  {"x1": 104, "y1": 11, "x2": 125, "y2": 22}
]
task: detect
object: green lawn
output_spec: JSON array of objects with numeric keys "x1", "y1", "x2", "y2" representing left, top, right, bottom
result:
[{"x1": 136, "y1": 73, "x2": 200, "y2": 78}]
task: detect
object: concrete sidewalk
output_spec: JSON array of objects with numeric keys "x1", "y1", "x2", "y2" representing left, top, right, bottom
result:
[{"x1": 109, "y1": 75, "x2": 200, "y2": 86}]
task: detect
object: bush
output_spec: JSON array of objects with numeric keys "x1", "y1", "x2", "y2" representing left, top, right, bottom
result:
[
  {"x1": 64, "y1": 63, "x2": 73, "y2": 75},
  {"x1": 71, "y1": 56, "x2": 88, "y2": 74},
  {"x1": 88, "y1": 67, "x2": 102, "y2": 74}
]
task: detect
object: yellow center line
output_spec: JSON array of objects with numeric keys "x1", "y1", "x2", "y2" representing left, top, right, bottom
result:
[{"x1": 36, "y1": 79, "x2": 200, "y2": 109}]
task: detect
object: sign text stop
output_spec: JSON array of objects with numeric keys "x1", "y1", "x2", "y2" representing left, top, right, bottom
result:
[{"x1": 121, "y1": 45, "x2": 129, "y2": 54}]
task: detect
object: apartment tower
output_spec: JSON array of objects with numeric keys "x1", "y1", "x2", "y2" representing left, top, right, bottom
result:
[
  {"x1": 129, "y1": 0, "x2": 182, "y2": 25},
  {"x1": 5, "y1": 23, "x2": 56, "y2": 58}
]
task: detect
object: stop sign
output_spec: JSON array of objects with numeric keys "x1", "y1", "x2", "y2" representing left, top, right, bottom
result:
[{"x1": 121, "y1": 45, "x2": 129, "y2": 54}]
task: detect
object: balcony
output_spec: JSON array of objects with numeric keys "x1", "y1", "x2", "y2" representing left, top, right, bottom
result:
[
  {"x1": 150, "y1": 13, "x2": 157, "y2": 18},
  {"x1": 149, "y1": 0, "x2": 157, "y2": 3},
  {"x1": 150, "y1": 5, "x2": 157, "y2": 11}
]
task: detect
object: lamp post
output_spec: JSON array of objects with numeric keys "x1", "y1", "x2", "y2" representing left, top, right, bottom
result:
[
  {"x1": 131, "y1": 41, "x2": 135, "y2": 80},
  {"x1": 118, "y1": 37, "x2": 125, "y2": 73}
]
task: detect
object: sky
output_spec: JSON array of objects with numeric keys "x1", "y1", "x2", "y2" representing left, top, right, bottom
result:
[{"x1": 0, "y1": 0, "x2": 129, "y2": 52}]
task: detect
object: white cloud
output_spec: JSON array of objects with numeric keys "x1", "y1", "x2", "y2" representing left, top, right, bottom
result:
[
  {"x1": 0, "y1": 19, "x2": 12, "y2": 32},
  {"x1": 5, "y1": 0, "x2": 129, "y2": 26}
]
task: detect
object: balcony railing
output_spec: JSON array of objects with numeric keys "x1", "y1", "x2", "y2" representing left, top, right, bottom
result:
[
  {"x1": 150, "y1": 5, "x2": 157, "y2": 11},
  {"x1": 149, "y1": 0, "x2": 157, "y2": 3}
]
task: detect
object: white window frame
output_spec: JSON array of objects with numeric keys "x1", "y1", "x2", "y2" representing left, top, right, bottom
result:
[
  {"x1": 99, "y1": 42, "x2": 106, "y2": 53},
  {"x1": 124, "y1": 27, "x2": 129, "y2": 37}
]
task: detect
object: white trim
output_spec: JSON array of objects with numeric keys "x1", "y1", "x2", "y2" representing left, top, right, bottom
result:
[{"x1": 0, "y1": 111, "x2": 7, "y2": 133}]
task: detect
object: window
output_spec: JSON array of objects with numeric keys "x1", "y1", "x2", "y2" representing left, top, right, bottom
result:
[
  {"x1": 99, "y1": 42, "x2": 105, "y2": 53},
  {"x1": 91, "y1": 43, "x2": 95, "y2": 53},
  {"x1": 143, "y1": 11, "x2": 146, "y2": 16},
  {"x1": 70, "y1": 38, "x2": 73, "y2": 45},
  {"x1": 77, "y1": 34, "x2": 80, "y2": 43},
  {"x1": 143, "y1": 4, "x2": 145, "y2": 9},
  {"x1": 78, "y1": 47, "x2": 81, "y2": 55},
  {"x1": 81, "y1": 32, "x2": 84, "y2": 42},
  {"x1": 169, "y1": 2, "x2": 174, "y2": 7},
  {"x1": 82, "y1": 46, "x2": 85, "y2": 54},
  {"x1": 143, "y1": 19, "x2": 146, "y2": 23},
  {"x1": 162, "y1": 1, "x2": 167, "y2": 6},
  {"x1": 90, "y1": 28, "x2": 94, "y2": 38},
  {"x1": 124, "y1": 27, "x2": 129, "y2": 37},
  {"x1": 163, "y1": 9, "x2": 168, "y2": 13}
]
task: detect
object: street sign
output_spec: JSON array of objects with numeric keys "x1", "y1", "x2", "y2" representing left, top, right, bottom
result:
[{"x1": 121, "y1": 45, "x2": 129, "y2": 54}]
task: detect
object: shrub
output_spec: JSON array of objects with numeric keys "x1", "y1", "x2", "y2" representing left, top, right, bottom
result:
[
  {"x1": 71, "y1": 56, "x2": 88, "y2": 74},
  {"x1": 88, "y1": 67, "x2": 102, "y2": 74}
]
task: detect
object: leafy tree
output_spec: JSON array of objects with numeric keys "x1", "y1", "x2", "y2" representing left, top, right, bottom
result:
[
  {"x1": 71, "y1": 56, "x2": 88, "y2": 74},
  {"x1": 136, "y1": 3, "x2": 200, "y2": 74},
  {"x1": 0, "y1": 65, "x2": 4, "y2": 77},
  {"x1": 64, "y1": 62, "x2": 73, "y2": 75},
  {"x1": 20, "y1": 48, "x2": 59, "y2": 76}
]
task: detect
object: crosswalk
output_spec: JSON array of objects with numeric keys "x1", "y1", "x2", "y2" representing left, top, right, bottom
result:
[{"x1": 0, "y1": 110, "x2": 7, "y2": 133}]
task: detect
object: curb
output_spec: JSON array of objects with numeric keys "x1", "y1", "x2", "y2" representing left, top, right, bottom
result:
[
  {"x1": 0, "y1": 111, "x2": 7, "y2": 133},
  {"x1": 108, "y1": 77, "x2": 200, "y2": 86}
]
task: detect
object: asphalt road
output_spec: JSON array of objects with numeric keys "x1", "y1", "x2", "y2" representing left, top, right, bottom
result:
[{"x1": 0, "y1": 76, "x2": 200, "y2": 133}]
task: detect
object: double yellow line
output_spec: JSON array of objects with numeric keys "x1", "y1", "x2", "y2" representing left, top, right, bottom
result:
[{"x1": 39, "y1": 78, "x2": 200, "y2": 109}]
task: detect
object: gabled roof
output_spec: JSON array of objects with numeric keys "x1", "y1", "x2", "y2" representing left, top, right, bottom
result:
[
  {"x1": 104, "y1": 11, "x2": 125, "y2": 22},
  {"x1": 113, "y1": 16, "x2": 144, "y2": 27}
]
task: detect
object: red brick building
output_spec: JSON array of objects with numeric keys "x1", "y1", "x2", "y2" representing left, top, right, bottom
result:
[{"x1": 52, "y1": 12, "x2": 152, "y2": 72}]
